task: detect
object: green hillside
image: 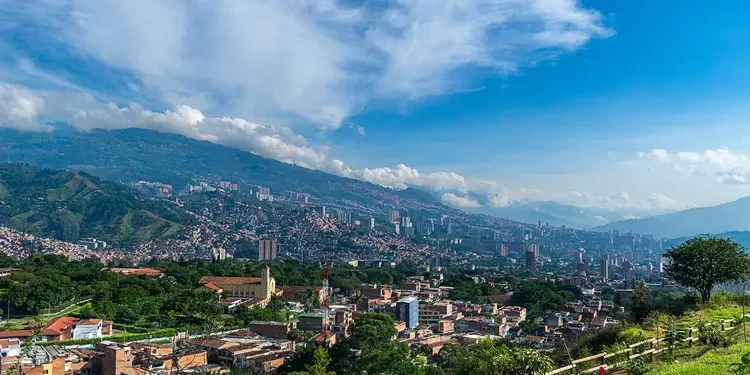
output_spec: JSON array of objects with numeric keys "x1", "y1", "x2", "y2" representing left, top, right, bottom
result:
[
  {"x1": 0, "y1": 163, "x2": 189, "y2": 245},
  {"x1": 0, "y1": 127, "x2": 451, "y2": 214}
]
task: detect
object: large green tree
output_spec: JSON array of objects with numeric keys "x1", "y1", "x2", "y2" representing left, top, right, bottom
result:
[{"x1": 665, "y1": 236, "x2": 750, "y2": 302}]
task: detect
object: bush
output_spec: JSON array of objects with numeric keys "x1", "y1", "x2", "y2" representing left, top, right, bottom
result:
[{"x1": 625, "y1": 358, "x2": 652, "y2": 375}]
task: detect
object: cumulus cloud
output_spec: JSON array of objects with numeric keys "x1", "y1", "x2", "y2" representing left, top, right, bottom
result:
[
  {"x1": 2, "y1": 0, "x2": 612, "y2": 129},
  {"x1": 0, "y1": 85, "x2": 329, "y2": 168},
  {"x1": 0, "y1": 84, "x2": 49, "y2": 132},
  {"x1": 641, "y1": 148, "x2": 750, "y2": 185},
  {"x1": 441, "y1": 193, "x2": 481, "y2": 208}
]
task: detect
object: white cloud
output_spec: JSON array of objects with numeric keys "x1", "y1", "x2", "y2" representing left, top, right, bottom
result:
[
  {"x1": 646, "y1": 193, "x2": 681, "y2": 210},
  {"x1": 0, "y1": 85, "x2": 329, "y2": 168},
  {"x1": 3, "y1": 0, "x2": 611, "y2": 129},
  {"x1": 441, "y1": 193, "x2": 481, "y2": 208},
  {"x1": 0, "y1": 84, "x2": 49, "y2": 132},
  {"x1": 641, "y1": 148, "x2": 750, "y2": 185}
]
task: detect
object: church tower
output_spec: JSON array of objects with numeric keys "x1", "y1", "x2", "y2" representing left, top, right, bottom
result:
[{"x1": 260, "y1": 265, "x2": 275, "y2": 299}]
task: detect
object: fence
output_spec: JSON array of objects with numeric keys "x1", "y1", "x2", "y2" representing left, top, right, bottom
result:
[{"x1": 546, "y1": 318, "x2": 741, "y2": 375}]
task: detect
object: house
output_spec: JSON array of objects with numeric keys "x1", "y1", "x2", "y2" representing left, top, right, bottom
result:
[
  {"x1": 247, "y1": 321, "x2": 296, "y2": 340},
  {"x1": 198, "y1": 266, "x2": 275, "y2": 301},
  {"x1": 500, "y1": 306, "x2": 527, "y2": 322},
  {"x1": 279, "y1": 286, "x2": 324, "y2": 303},
  {"x1": 298, "y1": 313, "x2": 324, "y2": 332},
  {"x1": 107, "y1": 267, "x2": 164, "y2": 278},
  {"x1": 0, "y1": 339, "x2": 21, "y2": 357},
  {"x1": 360, "y1": 284, "x2": 392, "y2": 300},
  {"x1": 44, "y1": 317, "x2": 113, "y2": 340}
]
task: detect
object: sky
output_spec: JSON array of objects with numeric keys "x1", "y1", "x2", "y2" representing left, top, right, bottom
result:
[{"x1": 1, "y1": 0, "x2": 750, "y2": 217}]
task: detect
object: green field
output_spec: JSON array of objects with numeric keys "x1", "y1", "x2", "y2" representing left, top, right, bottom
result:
[{"x1": 653, "y1": 341, "x2": 750, "y2": 375}]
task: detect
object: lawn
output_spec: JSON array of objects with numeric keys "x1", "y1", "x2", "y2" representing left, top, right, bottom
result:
[{"x1": 652, "y1": 341, "x2": 750, "y2": 375}]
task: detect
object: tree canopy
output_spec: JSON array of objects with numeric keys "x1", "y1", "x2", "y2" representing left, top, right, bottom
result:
[{"x1": 664, "y1": 235, "x2": 750, "y2": 302}]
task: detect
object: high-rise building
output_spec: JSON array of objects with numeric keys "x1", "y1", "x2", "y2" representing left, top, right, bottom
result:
[
  {"x1": 526, "y1": 243, "x2": 540, "y2": 258},
  {"x1": 257, "y1": 240, "x2": 278, "y2": 261},
  {"x1": 395, "y1": 296, "x2": 419, "y2": 328},
  {"x1": 404, "y1": 222, "x2": 414, "y2": 237},
  {"x1": 393, "y1": 222, "x2": 400, "y2": 235},
  {"x1": 213, "y1": 247, "x2": 226, "y2": 261},
  {"x1": 369, "y1": 217, "x2": 375, "y2": 230},
  {"x1": 501, "y1": 242, "x2": 526, "y2": 254},
  {"x1": 499, "y1": 243, "x2": 509, "y2": 257},
  {"x1": 425, "y1": 219, "x2": 435, "y2": 236},
  {"x1": 526, "y1": 250, "x2": 536, "y2": 271},
  {"x1": 388, "y1": 210, "x2": 400, "y2": 222},
  {"x1": 600, "y1": 255, "x2": 610, "y2": 282}
]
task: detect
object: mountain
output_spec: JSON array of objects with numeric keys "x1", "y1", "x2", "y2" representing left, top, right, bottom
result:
[
  {"x1": 0, "y1": 163, "x2": 188, "y2": 245},
  {"x1": 463, "y1": 199, "x2": 649, "y2": 229},
  {"x1": 665, "y1": 231, "x2": 750, "y2": 250},
  {"x1": 593, "y1": 196, "x2": 750, "y2": 238},
  {"x1": 0, "y1": 128, "x2": 449, "y2": 214}
]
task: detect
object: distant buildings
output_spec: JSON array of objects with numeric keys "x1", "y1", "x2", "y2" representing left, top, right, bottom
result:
[
  {"x1": 213, "y1": 247, "x2": 226, "y2": 261},
  {"x1": 256, "y1": 186, "x2": 272, "y2": 202},
  {"x1": 388, "y1": 210, "x2": 400, "y2": 222},
  {"x1": 78, "y1": 238, "x2": 108, "y2": 250},
  {"x1": 258, "y1": 240, "x2": 277, "y2": 261},
  {"x1": 369, "y1": 217, "x2": 375, "y2": 230},
  {"x1": 526, "y1": 249, "x2": 536, "y2": 271},
  {"x1": 396, "y1": 296, "x2": 419, "y2": 329},
  {"x1": 393, "y1": 222, "x2": 400, "y2": 235}
]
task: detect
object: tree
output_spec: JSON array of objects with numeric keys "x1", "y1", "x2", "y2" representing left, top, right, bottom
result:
[
  {"x1": 294, "y1": 346, "x2": 335, "y2": 375},
  {"x1": 664, "y1": 316, "x2": 685, "y2": 360},
  {"x1": 665, "y1": 236, "x2": 750, "y2": 302},
  {"x1": 630, "y1": 280, "x2": 651, "y2": 322}
]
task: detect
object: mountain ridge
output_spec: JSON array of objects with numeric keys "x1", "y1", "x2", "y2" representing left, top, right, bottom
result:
[
  {"x1": 594, "y1": 196, "x2": 750, "y2": 238},
  {"x1": 0, "y1": 127, "x2": 451, "y2": 215}
]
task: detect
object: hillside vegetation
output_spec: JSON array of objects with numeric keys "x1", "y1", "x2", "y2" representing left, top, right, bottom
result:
[
  {"x1": 0, "y1": 128, "x2": 450, "y2": 213},
  {"x1": 0, "y1": 163, "x2": 188, "y2": 245}
]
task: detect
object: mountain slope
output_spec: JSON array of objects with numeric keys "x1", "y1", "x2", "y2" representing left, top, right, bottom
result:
[
  {"x1": 0, "y1": 163, "x2": 188, "y2": 245},
  {"x1": 594, "y1": 196, "x2": 750, "y2": 238},
  {"x1": 0, "y1": 128, "x2": 448, "y2": 213},
  {"x1": 665, "y1": 231, "x2": 750, "y2": 250}
]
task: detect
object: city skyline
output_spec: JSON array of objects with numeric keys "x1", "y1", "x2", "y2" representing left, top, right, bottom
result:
[{"x1": 2, "y1": 1, "x2": 750, "y2": 218}]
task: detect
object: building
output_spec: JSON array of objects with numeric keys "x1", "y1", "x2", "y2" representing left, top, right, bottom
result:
[
  {"x1": 198, "y1": 266, "x2": 276, "y2": 301},
  {"x1": 257, "y1": 240, "x2": 278, "y2": 261},
  {"x1": 600, "y1": 255, "x2": 610, "y2": 282},
  {"x1": 526, "y1": 249, "x2": 536, "y2": 271},
  {"x1": 393, "y1": 222, "x2": 400, "y2": 235},
  {"x1": 500, "y1": 306, "x2": 527, "y2": 322},
  {"x1": 0, "y1": 339, "x2": 21, "y2": 357},
  {"x1": 247, "y1": 321, "x2": 297, "y2": 340},
  {"x1": 500, "y1": 242, "x2": 525, "y2": 254},
  {"x1": 403, "y1": 222, "x2": 414, "y2": 237},
  {"x1": 395, "y1": 296, "x2": 419, "y2": 329},
  {"x1": 419, "y1": 301, "x2": 453, "y2": 324},
  {"x1": 213, "y1": 247, "x2": 226, "y2": 261},
  {"x1": 369, "y1": 217, "x2": 375, "y2": 230},
  {"x1": 498, "y1": 243, "x2": 509, "y2": 257},
  {"x1": 388, "y1": 210, "x2": 400, "y2": 222}
]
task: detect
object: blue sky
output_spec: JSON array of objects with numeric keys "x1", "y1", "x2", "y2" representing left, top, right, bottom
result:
[{"x1": 1, "y1": 0, "x2": 750, "y2": 216}]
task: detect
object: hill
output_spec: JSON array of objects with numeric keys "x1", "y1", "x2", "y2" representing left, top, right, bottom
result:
[
  {"x1": 664, "y1": 230, "x2": 750, "y2": 250},
  {"x1": 0, "y1": 128, "x2": 449, "y2": 214},
  {"x1": 593, "y1": 196, "x2": 750, "y2": 238},
  {"x1": 0, "y1": 163, "x2": 188, "y2": 245}
]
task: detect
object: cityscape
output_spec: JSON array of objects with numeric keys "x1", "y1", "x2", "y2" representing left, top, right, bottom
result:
[{"x1": 2, "y1": 1, "x2": 750, "y2": 375}]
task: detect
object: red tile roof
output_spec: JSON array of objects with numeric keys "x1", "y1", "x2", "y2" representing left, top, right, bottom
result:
[{"x1": 199, "y1": 276, "x2": 261, "y2": 286}]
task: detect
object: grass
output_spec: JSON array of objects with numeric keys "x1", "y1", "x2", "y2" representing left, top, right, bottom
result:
[{"x1": 652, "y1": 341, "x2": 750, "y2": 374}]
